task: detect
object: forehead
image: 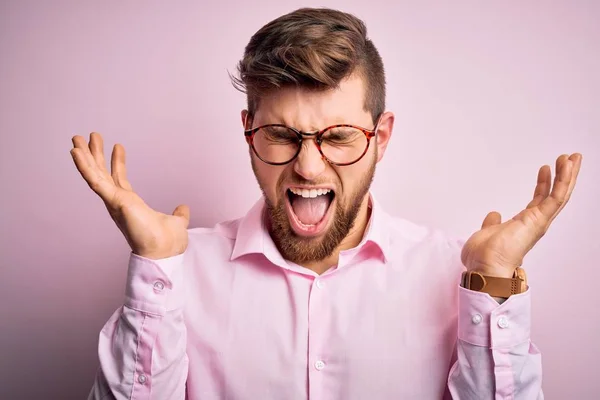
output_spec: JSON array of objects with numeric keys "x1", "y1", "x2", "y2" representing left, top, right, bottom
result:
[{"x1": 253, "y1": 74, "x2": 371, "y2": 129}]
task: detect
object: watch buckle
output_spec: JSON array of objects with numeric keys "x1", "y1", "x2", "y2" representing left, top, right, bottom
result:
[{"x1": 468, "y1": 271, "x2": 486, "y2": 291}]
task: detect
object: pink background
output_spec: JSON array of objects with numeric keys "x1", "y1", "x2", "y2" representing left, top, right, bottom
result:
[{"x1": 1, "y1": 1, "x2": 598, "y2": 398}]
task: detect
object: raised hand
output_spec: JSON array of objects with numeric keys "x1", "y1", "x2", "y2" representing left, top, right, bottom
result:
[
  {"x1": 461, "y1": 153, "x2": 583, "y2": 278},
  {"x1": 70, "y1": 132, "x2": 190, "y2": 260}
]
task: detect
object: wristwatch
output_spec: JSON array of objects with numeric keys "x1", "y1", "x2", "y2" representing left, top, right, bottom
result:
[{"x1": 461, "y1": 267, "x2": 527, "y2": 299}]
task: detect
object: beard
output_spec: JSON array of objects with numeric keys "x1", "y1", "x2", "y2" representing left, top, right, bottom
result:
[{"x1": 254, "y1": 151, "x2": 377, "y2": 265}]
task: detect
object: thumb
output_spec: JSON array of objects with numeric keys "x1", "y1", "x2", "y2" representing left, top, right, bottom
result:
[
  {"x1": 481, "y1": 211, "x2": 502, "y2": 229},
  {"x1": 172, "y1": 204, "x2": 190, "y2": 228}
]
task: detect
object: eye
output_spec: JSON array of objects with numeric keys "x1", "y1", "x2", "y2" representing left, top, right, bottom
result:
[
  {"x1": 323, "y1": 128, "x2": 362, "y2": 144},
  {"x1": 261, "y1": 126, "x2": 297, "y2": 143}
]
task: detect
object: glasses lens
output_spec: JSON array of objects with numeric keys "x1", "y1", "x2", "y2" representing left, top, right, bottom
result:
[
  {"x1": 253, "y1": 126, "x2": 299, "y2": 164},
  {"x1": 321, "y1": 127, "x2": 369, "y2": 164}
]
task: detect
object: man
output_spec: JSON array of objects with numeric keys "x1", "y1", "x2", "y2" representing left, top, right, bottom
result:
[{"x1": 72, "y1": 8, "x2": 582, "y2": 400}]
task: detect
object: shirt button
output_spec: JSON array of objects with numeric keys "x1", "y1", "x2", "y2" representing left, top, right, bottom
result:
[
  {"x1": 315, "y1": 280, "x2": 325, "y2": 289},
  {"x1": 315, "y1": 360, "x2": 326, "y2": 370},
  {"x1": 138, "y1": 374, "x2": 147, "y2": 384},
  {"x1": 497, "y1": 316, "x2": 509, "y2": 329},
  {"x1": 471, "y1": 313, "x2": 482, "y2": 325},
  {"x1": 153, "y1": 281, "x2": 165, "y2": 291}
]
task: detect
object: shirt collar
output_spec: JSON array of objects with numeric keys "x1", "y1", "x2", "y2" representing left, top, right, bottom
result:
[
  {"x1": 360, "y1": 193, "x2": 391, "y2": 263},
  {"x1": 230, "y1": 193, "x2": 391, "y2": 264},
  {"x1": 229, "y1": 197, "x2": 269, "y2": 261}
]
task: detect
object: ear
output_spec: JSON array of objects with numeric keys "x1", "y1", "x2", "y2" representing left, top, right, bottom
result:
[
  {"x1": 241, "y1": 110, "x2": 251, "y2": 129},
  {"x1": 374, "y1": 111, "x2": 394, "y2": 163}
]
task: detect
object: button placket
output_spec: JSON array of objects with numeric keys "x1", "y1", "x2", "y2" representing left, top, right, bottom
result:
[
  {"x1": 307, "y1": 274, "x2": 329, "y2": 399},
  {"x1": 315, "y1": 360, "x2": 326, "y2": 370}
]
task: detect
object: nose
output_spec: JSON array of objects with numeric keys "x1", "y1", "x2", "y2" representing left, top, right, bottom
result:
[{"x1": 293, "y1": 137, "x2": 327, "y2": 180}]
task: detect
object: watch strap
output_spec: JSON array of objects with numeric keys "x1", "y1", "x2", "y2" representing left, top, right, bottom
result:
[{"x1": 461, "y1": 267, "x2": 527, "y2": 298}]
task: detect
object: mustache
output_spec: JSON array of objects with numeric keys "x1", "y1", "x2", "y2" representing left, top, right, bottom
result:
[{"x1": 276, "y1": 172, "x2": 338, "y2": 191}]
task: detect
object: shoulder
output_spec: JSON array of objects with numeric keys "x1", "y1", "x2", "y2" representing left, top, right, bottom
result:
[
  {"x1": 385, "y1": 214, "x2": 464, "y2": 252},
  {"x1": 186, "y1": 217, "x2": 242, "y2": 255},
  {"x1": 188, "y1": 217, "x2": 241, "y2": 240},
  {"x1": 382, "y1": 213, "x2": 466, "y2": 278}
]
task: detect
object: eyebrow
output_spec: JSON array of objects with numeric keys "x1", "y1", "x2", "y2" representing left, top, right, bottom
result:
[
  {"x1": 258, "y1": 120, "x2": 364, "y2": 131},
  {"x1": 254, "y1": 114, "x2": 353, "y2": 131}
]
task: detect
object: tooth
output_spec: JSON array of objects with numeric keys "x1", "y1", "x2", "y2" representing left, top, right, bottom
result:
[{"x1": 289, "y1": 187, "x2": 333, "y2": 197}]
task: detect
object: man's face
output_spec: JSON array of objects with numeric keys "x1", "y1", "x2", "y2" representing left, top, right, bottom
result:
[{"x1": 243, "y1": 74, "x2": 392, "y2": 265}]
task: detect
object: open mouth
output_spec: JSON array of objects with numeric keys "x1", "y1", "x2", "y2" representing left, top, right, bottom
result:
[{"x1": 285, "y1": 187, "x2": 336, "y2": 236}]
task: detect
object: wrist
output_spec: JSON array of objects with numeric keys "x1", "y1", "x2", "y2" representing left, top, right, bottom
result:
[
  {"x1": 467, "y1": 262, "x2": 517, "y2": 279},
  {"x1": 133, "y1": 242, "x2": 187, "y2": 261},
  {"x1": 477, "y1": 269, "x2": 515, "y2": 279},
  {"x1": 134, "y1": 248, "x2": 185, "y2": 260}
]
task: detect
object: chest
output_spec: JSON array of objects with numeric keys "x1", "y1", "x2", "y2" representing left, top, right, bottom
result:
[{"x1": 181, "y1": 260, "x2": 459, "y2": 399}]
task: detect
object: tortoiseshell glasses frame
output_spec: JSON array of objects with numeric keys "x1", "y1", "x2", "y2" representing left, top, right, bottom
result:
[{"x1": 244, "y1": 114, "x2": 382, "y2": 167}]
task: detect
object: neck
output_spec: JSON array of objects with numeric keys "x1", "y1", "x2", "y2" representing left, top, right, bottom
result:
[{"x1": 303, "y1": 194, "x2": 372, "y2": 275}]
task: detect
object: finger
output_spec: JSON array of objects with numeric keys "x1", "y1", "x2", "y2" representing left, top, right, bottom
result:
[
  {"x1": 548, "y1": 152, "x2": 582, "y2": 224},
  {"x1": 72, "y1": 135, "x2": 101, "y2": 170},
  {"x1": 526, "y1": 165, "x2": 551, "y2": 209},
  {"x1": 562, "y1": 153, "x2": 583, "y2": 206},
  {"x1": 537, "y1": 154, "x2": 573, "y2": 220},
  {"x1": 111, "y1": 143, "x2": 133, "y2": 191},
  {"x1": 70, "y1": 146, "x2": 117, "y2": 201},
  {"x1": 172, "y1": 204, "x2": 190, "y2": 228},
  {"x1": 481, "y1": 211, "x2": 502, "y2": 229},
  {"x1": 88, "y1": 132, "x2": 109, "y2": 174}
]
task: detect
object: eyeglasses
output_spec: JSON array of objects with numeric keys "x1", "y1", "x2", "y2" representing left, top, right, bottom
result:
[{"x1": 244, "y1": 115, "x2": 381, "y2": 166}]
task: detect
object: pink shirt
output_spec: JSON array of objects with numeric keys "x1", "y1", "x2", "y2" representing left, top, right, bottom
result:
[{"x1": 89, "y1": 195, "x2": 543, "y2": 399}]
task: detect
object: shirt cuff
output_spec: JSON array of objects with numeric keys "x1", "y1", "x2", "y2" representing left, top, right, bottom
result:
[
  {"x1": 457, "y1": 285, "x2": 531, "y2": 349},
  {"x1": 124, "y1": 252, "x2": 186, "y2": 316}
]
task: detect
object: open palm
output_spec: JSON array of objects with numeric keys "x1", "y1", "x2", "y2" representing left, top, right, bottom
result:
[
  {"x1": 71, "y1": 132, "x2": 190, "y2": 259},
  {"x1": 461, "y1": 153, "x2": 582, "y2": 278}
]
